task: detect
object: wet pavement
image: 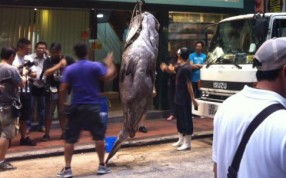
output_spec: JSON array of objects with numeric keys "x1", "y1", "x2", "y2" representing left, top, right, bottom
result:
[{"x1": 2, "y1": 139, "x2": 214, "y2": 178}]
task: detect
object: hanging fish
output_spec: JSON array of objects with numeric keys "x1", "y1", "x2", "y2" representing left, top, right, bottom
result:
[{"x1": 105, "y1": 9, "x2": 160, "y2": 164}]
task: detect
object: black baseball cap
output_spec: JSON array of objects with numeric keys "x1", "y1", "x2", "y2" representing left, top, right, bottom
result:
[{"x1": 177, "y1": 47, "x2": 189, "y2": 60}]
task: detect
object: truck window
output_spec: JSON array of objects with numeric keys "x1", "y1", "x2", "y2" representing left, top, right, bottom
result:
[
  {"x1": 208, "y1": 18, "x2": 264, "y2": 65},
  {"x1": 272, "y1": 19, "x2": 286, "y2": 37},
  {"x1": 209, "y1": 19, "x2": 260, "y2": 55}
]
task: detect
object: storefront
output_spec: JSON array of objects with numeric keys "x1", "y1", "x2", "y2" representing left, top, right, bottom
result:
[
  {"x1": 255, "y1": 0, "x2": 286, "y2": 13},
  {"x1": 0, "y1": 0, "x2": 253, "y2": 109},
  {"x1": 168, "y1": 12, "x2": 230, "y2": 55},
  {"x1": 0, "y1": 7, "x2": 89, "y2": 58}
]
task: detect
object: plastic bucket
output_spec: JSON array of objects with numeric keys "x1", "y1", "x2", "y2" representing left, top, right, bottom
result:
[{"x1": 105, "y1": 136, "x2": 117, "y2": 153}]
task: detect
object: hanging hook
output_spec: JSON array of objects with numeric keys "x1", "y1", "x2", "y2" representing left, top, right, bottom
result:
[
  {"x1": 138, "y1": 0, "x2": 145, "y2": 14},
  {"x1": 138, "y1": 0, "x2": 145, "y2": 5}
]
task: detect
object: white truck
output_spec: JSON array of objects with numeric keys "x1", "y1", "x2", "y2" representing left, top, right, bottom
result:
[{"x1": 193, "y1": 13, "x2": 286, "y2": 118}]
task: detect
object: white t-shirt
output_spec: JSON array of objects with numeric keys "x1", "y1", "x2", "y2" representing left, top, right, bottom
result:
[
  {"x1": 28, "y1": 53, "x2": 47, "y2": 80},
  {"x1": 12, "y1": 53, "x2": 36, "y2": 92},
  {"x1": 213, "y1": 85, "x2": 286, "y2": 178},
  {"x1": 12, "y1": 53, "x2": 37, "y2": 72}
]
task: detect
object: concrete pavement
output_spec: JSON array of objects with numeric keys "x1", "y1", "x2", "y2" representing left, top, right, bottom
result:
[{"x1": 1, "y1": 140, "x2": 214, "y2": 178}]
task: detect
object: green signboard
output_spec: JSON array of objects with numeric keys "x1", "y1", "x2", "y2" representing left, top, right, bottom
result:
[{"x1": 95, "y1": 0, "x2": 243, "y2": 8}]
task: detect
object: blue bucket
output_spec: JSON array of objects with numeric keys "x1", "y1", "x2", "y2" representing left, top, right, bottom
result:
[{"x1": 105, "y1": 136, "x2": 117, "y2": 153}]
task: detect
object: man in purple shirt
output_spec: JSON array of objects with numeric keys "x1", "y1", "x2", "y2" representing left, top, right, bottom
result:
[{"x1": 57, "y1": 43, "x2": 116, "y2": 178}]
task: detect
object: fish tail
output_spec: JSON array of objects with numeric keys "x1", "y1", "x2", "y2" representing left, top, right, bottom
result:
[{"x1": 105, "y1": 129, "x2": 129, "y2": 164}]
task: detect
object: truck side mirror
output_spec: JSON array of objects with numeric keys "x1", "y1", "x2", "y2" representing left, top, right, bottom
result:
[
  {"x1": 249, "y1": 43, "x2": 256, "y2": 53},
  {"x1": 253, "y1": 13, "x2": 268, "y2": 40}
]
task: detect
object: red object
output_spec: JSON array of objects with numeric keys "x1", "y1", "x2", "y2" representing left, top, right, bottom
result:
[{"x1": 81, "y1": 31, "x2": 89, "y2": 40}]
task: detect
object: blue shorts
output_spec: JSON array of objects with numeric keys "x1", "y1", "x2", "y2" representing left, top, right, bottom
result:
[{"x1": 64, "y1": 104, "x2": 107, "y2": 144}]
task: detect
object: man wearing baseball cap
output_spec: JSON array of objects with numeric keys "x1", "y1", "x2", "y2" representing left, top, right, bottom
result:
[
  {"x1": 169, "y1": 47, "x2": 198, "y2": 151},
  {"x1": 213, "y1": 37, "x2": 286, "y2": 178}
]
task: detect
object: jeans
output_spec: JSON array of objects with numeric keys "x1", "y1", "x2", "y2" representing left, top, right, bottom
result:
[{"x1": 27, "y1": 95, "x2": 45, "y2": 129}]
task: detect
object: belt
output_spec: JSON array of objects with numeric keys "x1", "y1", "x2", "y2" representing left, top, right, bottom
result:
[
  {"x1": 19, "y1": 90, "x2": 31, "y2": 93},
  {"x1": 20, "y1": 91, "x2": 31, "y2": 94}
]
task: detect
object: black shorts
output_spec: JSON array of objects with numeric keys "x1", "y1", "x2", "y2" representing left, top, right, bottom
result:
[
  {"x1": 65, "y1": 104, "x2": 107, "y2": 144},
  {"x1": 19, "y1": 93, "x2": 32, "y2": 121}
]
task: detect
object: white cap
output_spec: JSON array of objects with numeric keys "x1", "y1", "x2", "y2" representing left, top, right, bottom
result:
[{"x1": 254, "y1": 37, "x2": 286, "y2": 71}]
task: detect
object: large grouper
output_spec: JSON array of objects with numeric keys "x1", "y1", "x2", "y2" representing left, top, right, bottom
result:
[{"x1": 105, "y1": 11, "x2": 160, "y2": 164}]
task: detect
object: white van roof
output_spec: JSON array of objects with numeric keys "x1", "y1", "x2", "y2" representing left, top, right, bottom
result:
[{"x1": 220, "y1": 13, "x2": 286, "y2": 23}]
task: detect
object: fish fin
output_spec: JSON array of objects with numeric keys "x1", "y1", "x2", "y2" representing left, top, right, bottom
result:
[
  {"x1": 119, "y1": 63, "x2": 126, "y2": 82},
  {"x1": 146, "y1": 58, "x2": 156, "y2": 83},
  {"x1": 125, "y1": 57, "x2": 138, "y2": 79}
]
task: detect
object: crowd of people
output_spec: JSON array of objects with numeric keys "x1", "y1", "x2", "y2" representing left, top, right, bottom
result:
[
  {"x1": 0, "y1": 38, "x2": 117, "y2": 176},
  {"x1": 2, "y1": 36, "x2": 285, "y2": 178},
  {"x1": 0, "y1": 37, "x2": 207, "y2": 174},
  {"x1": 10, "y1": 39, "x2": 76, "y2": 146}
]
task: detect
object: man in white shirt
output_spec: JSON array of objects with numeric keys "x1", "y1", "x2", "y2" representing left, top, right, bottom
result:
[
  {"x1": 27, "y1": 41, "x2": 48, "y2": 133},
  {"x1": 213, "y1": 37, "x2": 286, "y2": 178},
  {"x1": 12, "y1": 38, "x2": 37, "y2": 146}
]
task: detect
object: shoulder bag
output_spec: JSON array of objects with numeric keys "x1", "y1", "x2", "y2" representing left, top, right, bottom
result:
[{"x1": 227, "y1": 103, "x2": 285, "y2": 178}]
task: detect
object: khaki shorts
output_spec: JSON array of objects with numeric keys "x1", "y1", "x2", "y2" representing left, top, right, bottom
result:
[
  {"x1": 45, "y1": 93, "x2": 59, "y2": 120},
  {"x1": 0, "y1": 106, "x2": 19, "y2": 139}
]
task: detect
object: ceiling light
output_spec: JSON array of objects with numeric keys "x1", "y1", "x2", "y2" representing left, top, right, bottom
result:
[{"x1": 97, "y1": 14, "x2": 104, "y2": 18}]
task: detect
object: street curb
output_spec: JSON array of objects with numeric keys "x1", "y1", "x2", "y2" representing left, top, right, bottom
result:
[
  {"x1": 6, "y1": 131, "x2": 213, "y2": 162},
  {"x1": 38, "y1": 110, "x2": 170, "y2": 130},
  {"x1": 106, "y1": 110, "x2": 170, "y2": 123}
]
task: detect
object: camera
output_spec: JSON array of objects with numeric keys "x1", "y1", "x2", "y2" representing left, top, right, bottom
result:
[
  {"x1": 18, "y1": 61, "x2": 37, "y2": 76},
  {"x1": 18, "y1": 61, "x2": 37, "y2": 71},
  {"x1": 24, "y1": 61, "x2": 36, "y2": 67}
]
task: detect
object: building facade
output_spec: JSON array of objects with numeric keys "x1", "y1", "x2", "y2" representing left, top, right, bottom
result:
[{"x1": 0, "y1": 0, "x2": 254, "y2": 109}]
